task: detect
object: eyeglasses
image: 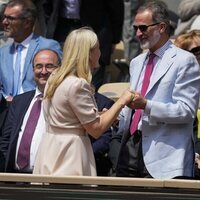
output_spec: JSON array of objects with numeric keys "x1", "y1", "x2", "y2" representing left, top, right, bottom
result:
[
  {"x1": 34, "y1": 63, "x2": 58, "y2": 72},
  {"x1": 133, "y1": 23, "x2": 160, "y2": 32},
  {"x1": 2, "y1": 14, "x2": 25, "y2": 22},
  {"x1": 190, "y1": 46, "x2": 200, "y2": 57}
]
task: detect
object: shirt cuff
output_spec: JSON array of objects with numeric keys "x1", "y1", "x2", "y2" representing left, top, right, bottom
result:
[{"x1": 144, "y1": 100, "x2": 152, "y2": 115}]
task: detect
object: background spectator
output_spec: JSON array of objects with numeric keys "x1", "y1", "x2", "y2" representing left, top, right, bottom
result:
[
  {"x1": 174, "y1": 30, "x2": 200, "y2": 179},
  {"x1": 0, "y1": 48, "x2": 61, "y2": 173},
  {"x1": 0, "y1": 0, "x2": 12, "y2": 47},
  {"x1": 174, "y1": 29, "x2": 200, "y2": 64},
  {"x1": 0, "y1": 0, "x2": 62, "y2": 103},
  {"x1": 175, "y1": 0, "x2": 200, "y2": 35}
]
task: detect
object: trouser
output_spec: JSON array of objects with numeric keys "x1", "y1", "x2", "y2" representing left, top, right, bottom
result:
[{"x1": 116, "y1": 130, "x2": 152, "y2": 178}]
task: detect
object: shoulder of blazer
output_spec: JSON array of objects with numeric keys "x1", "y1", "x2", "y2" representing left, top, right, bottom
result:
[
  {"x1": 0, "y1": 42, "x2": 15, "y2": 55},
  {"x1": 12, "y1": 90, "x2": 36, "y2": 105},
  {"x1": 131, "y1": 52, "x2": 148, "y2": 63},
  {"x1": 32, "y1": 34, "x2": 56, "y2": 44},
  {"x1": 31, "y1": 34, "x2": 40, "y2": 41},
  {"x1": 130, "y1": 52, "x2": 148, "y2": 71},
  {"x1": 28, "y1": 34, "x2": 41, "y2": 47}
]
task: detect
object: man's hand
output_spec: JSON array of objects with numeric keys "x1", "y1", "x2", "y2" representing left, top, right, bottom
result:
[
  {"x1": 128, "y1": 92, "x2": 147, "y2": 110},
  {"x1": 6, "y1": 96, "x2": 13, "y2": 102}
]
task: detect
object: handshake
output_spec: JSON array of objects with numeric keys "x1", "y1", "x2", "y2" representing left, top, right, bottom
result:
[{"x1": 119, "y1": 89, "x2": 147, "y2": 110}]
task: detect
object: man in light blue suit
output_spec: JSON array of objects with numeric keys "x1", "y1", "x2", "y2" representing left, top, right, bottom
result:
[
  {"x1": 115, "y1": 1, "x2": 200, "y2": 179},
  {"x1": 0, "y1": 0, "x2": 62, "y2": 103}
]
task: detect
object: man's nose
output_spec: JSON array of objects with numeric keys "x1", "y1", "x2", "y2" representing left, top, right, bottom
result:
[
  {"x1": 135, "y1": 28, "x2": 143, "y2": 37},
  {"x1": 40, "y1": 66, "x2": 48, "y2": 73},
  {"x1": 2, "y1": 17, "x2": 8, "y2": 25}
]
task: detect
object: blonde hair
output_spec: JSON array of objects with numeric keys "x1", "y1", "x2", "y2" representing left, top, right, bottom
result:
[
  {"x1": 45, "y1": 27, "x2": 98, "y2": 99},
  {"x1": 174, "y1": 30, "x2": 200, "y2": 51}
]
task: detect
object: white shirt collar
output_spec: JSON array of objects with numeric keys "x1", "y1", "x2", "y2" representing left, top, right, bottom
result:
[{"x1": 34, "y1": 87, "x2": 43, "y2": 99}]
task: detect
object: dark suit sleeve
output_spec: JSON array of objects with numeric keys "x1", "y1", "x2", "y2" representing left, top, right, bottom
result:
[
  {"x1": 0, "y1": 96, "x2": 8, "y2": 136},
  {"x1": 0, "y1": 97, "x2": 9, "y2": 171},
  {"x1": 0, "y1": 95, "x2": 24, "y2": 171},
  {"x1": 0, "y1": 99, "x2": 17, "y2": 171},
  {"x1": 1, "y1": 91, "x2": 35, "y2": 172}
]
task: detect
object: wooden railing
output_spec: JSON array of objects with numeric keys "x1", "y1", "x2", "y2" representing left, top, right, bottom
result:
[
  {"x1": 0, "y1": 173, "x2": 200, "y2": 188},
  {"x1": 0, "y1": 173, "x2": 200, "y2": 200}
]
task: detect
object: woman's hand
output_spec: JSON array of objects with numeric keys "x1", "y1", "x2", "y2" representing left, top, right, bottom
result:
[{"x1": 118, "y1": 89, "x2": 135, "y2": 107}]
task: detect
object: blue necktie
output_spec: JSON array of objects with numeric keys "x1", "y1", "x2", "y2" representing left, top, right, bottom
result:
[{"x1": 13, "y1": 44, "x2": 23, "y2": 96}]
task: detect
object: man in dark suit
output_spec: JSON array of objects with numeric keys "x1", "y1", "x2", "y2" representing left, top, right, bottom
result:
[
  {"x1": 0, "y1": 48, "x2": 61, "y2": 172},
  {"x1": 0, "y1": 0, "x2": 62, "y2": 103}
]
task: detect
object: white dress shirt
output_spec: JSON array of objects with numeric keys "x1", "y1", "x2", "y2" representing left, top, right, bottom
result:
[{"x1": 15, "y1": 88, "x2": 45, "y2": 172}]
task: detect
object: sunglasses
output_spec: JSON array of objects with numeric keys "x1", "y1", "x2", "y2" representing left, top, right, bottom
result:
[
  {"x1": 190, "y1": 46, "x2": 200, "y2": 56},
  {"x1": 133, "y1": 23, "x2": 160, "y2": 32}
]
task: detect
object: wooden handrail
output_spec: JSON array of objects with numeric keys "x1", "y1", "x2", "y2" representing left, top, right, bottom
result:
[{"x1": 0, "y1": 173, "x2": 200, "y2": 189}]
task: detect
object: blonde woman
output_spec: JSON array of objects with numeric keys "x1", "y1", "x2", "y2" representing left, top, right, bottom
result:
[{"x1": 33, "y1": 27, "x2": 133, "y2": 176}]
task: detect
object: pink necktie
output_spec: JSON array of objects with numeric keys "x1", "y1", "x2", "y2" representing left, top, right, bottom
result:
[
  {"x1": 17, "y1": 94, "x2": 42, "y2": 169},
  {"x1": 130, "y1": 53, "x2": 156, "y2": 135}
]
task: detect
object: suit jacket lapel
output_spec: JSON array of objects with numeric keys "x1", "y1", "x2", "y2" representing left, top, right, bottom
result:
[
  {"x1": 6, "y1": 90, "x2": 36, "y2": 171},
  {"x1": 12, "y1": 91, "x2": 36, "y2": 142},
  {"x1": 147, "y1": 46, "x2": 176, "y2": 94},
  {"x1": 22, "y1": 34, "x2": 39, "y2": 80},
  {"x1": 130, "y1": 52, "x2": 148, "y2": 91}
]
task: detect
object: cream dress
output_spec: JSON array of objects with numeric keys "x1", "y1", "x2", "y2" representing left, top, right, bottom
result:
[{"x1": 33, "y1": 76, "x2": 99, "y2": 176}]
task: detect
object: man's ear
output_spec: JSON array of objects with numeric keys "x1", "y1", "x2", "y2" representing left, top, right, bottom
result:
[
  {"x1": 23, "y1": 18, "x2": 33, "y2": 29},
  {"x1": 160, "y1": 22, "x2": 166, "y2": 33}
]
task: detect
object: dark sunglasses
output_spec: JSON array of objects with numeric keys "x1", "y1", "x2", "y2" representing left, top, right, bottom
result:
[
  {"x1": 133, "y1": 23, "x2": 160, "y2": 32},
  {"x1": 190, "y1": 46, "x2": 200, "y2": 56}
]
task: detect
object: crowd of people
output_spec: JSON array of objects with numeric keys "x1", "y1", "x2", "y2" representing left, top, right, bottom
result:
[{"x1": 0, "y1": 0, "x2": 200, "y2": 181}]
